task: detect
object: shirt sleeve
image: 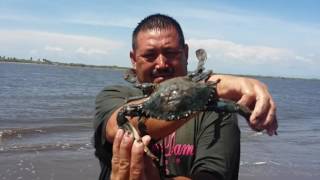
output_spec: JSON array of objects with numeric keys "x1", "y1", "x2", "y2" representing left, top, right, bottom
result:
[
  {"x1": 94, "y1": 85, "x2": 142, "y2": 143},
  {"x1": 93, "y1": 85, "x2": 141, "y2": 161},
  {"x1": 191, "y1": 112, "x2": 240, "y2": 180}
]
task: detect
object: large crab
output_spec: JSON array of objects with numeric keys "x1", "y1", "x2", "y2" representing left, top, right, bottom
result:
[{"x1": 117, "y1": 49, "x2": 251, "y2": 160}]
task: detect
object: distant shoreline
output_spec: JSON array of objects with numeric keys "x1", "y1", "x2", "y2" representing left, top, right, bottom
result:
[
  {"x1": 1, "y1": 58, "x2": 318, "y2": 80},
  {"x1": 0, "y1": 58, "x2": 129, "y2": 71}
]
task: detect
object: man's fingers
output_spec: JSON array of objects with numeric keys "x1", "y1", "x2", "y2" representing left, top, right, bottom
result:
[
  {"x1": 130, "y1": 139, "x2": 145, "y2": 180},
  {"x1": 250, "y1": 96, "x2": 270, "y2": 125},
  {"x1": 251, "y1": 97, "x2": 278, "y2": 136},
  {"x1": 263, "y1": 99, "x2": 277, "y2": 126},
  {"x1": 248, "y1": 92, "x2": 272, "y2": 132},
  {"x1": 113, "y1": 129, "x2": 124, "y2": 155},
  {"x1": 266, "y1": 113, "x2": 278, "y2": 136},
  {"x1": 237, "y1": 94, "x2": 255, "y2": 109},
  {"x1": 117, "y1": 132, "x2": 134, "y2": 180},
  {"x1": 111, "y1": 129, "x2": 124, "y2": 179}
]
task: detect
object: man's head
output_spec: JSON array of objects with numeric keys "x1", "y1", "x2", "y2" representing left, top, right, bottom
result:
[{"x1": 130, "y1": 14, "x2": 189, "y2": 83}]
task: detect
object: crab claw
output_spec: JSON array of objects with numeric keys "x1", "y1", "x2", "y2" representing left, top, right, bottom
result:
[
  {"x1": 196, "y1": 48, "x2": 207, "y2": 61},
  {"x1": 195, "y1": 49, "x2": 207, "y2": 74}
]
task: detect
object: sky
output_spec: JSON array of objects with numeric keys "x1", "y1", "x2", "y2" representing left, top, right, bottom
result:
[{"x1": 0, "y1": 0, "x2": 319, "y2": 79}]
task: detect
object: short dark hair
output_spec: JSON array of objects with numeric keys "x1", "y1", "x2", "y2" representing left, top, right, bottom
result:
[{"x1": 132, "y1": 13, "x2": 185, "y2": 50}]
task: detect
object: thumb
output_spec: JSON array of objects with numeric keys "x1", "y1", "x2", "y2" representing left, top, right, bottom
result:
[{"x1": 141, "y1": 135, "x2": 151, "y2": 146}]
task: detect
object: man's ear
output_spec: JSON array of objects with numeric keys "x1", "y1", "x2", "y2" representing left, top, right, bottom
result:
[{"x1": 130, "y1": 51, "x2": 136, "y2": 69}]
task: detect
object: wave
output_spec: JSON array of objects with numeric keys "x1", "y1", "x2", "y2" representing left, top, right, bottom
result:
[
  {"x1": 0, "y1": 141, "x2": 93, "y2": 153},
  {"x1": 240, "y1": 160, "x2": 281, "y2": 167},
  {"x1": 0, "y1": 123, "x2": 92, "y2": 140}
]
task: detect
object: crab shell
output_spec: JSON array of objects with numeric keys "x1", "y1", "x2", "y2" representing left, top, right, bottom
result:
[{"x1": 142, "y1": 76, "x2": 216, "y2": 120}]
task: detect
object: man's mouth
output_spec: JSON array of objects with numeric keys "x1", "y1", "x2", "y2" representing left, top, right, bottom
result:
[
  {"x1": 151, "y1": 68, "x2": 174, "y2": 83},
  {"x1": 153, "y1": 75, "x2": 171, "y2": 83}
]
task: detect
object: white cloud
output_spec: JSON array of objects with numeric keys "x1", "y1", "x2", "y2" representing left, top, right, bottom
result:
[
  {"x1": 45, "y1": 46, "x2": 64, "y2": 52},
  {"x1": 187, "y1": 38, "x2": 314, "y2": 65},
  {"x1": 0, "y1": 30, "x2": 125, "y2": 64},
  {"x1": 64, "y1": 17, "x2": 138, "y2": 28},
  {"x1": 75, "y1": 47, "x2": 108, "y2": 55},
  {"x1": 294, "y1": 55, "x2": 314, "y2": 64}
]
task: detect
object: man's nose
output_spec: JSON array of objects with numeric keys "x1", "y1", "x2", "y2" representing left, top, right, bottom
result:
[{"x1": 155, "y1": 54, "x2": 168, "y2": 69}]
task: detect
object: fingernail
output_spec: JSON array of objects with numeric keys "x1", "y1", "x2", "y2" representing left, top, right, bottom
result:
[
  {"x1": 116, "y1": 129, "x2": 123, "y2": 138},
  {"x1": 125, "y1": 131, "x2": 132, "y2": 138},
  {"x1": 122, "y1": 131, "x2": 133, "y2": 143}
]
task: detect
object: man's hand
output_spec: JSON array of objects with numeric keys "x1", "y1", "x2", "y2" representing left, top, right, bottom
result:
[
  {"x1": 210, "y1": 75, "x2": 278, "y2": 136},
  {"x1": 111, "y1": 129, "x2": 161, "y2": 180},
  {"x1": 235, "y1": 77, "x2": 278, "y2": 136}
]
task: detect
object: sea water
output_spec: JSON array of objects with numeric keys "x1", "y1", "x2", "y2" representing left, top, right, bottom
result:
[{"x1": 0, "y1": 63, "x2": 319, "y2": 179}]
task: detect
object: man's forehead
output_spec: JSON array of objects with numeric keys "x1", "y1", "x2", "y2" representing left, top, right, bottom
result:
[
  {"x1": 135, "y1": 28, "x2": 180, "y2": 48},
  {"x1": 137, "y1": 28, "x2": 177, "y2": 37}
]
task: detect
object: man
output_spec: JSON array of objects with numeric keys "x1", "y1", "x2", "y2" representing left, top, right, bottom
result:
[{"x1": 94, "y1": 14, "x2": 277, "y2": 180}]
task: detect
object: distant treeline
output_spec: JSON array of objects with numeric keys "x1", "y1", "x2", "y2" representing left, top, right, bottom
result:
[
  {"x1": 0, "y1": 56, "x2": 128, "y2": 70},
  {"x1": 1, "y1": 56, "x2": 317, "y2": 80}
]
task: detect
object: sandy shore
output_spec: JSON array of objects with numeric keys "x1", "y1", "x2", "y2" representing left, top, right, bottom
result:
[
  {"x1": 0, "y1": 149, "x2": 100, "y2": 180},
  {"x1": 1, "y1": 148, "x2": 318, "y2": 180},
  {"x1": 239, "y1": 166, "x2": 317, "y2": 180}
]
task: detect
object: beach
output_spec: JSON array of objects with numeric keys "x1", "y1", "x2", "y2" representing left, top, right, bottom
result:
[
  {"x1": 1, "y1": 147, "x2": 317, "y2": 180},
  {"x1": 0, "y1": 149, "x2": 99, "y2": 180}
]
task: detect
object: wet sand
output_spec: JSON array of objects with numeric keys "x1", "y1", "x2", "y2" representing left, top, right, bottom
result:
[
  {"x1": 239, "y1": 165, "x2": 318, "y2": 180},
  {"x1": 1, "y1": 148, "x2": 318, "y2": 180},
  {"x1": 0, "y1": 149, "x2": 100, "y2": 180}
]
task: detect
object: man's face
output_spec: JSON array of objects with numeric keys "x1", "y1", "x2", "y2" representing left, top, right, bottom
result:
[{"x1": 130, "y1": 28, "x2": 188, "y2": 83}]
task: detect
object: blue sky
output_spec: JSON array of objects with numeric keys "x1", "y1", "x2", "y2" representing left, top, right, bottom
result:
[{"x1": 1, "y1": 0, "x2": 319, "y2": 79}]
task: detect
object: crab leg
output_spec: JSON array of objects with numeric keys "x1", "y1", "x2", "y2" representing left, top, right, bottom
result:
[
  {"x1": 117, "y1": 105, "x2": 159, "y2": 161},
  {"x1": 191, "y1": 70, "x2": 213, "y2": 82},
  {"x1": 206, "y1": 98, "x2": 252, "y2": 121}
]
